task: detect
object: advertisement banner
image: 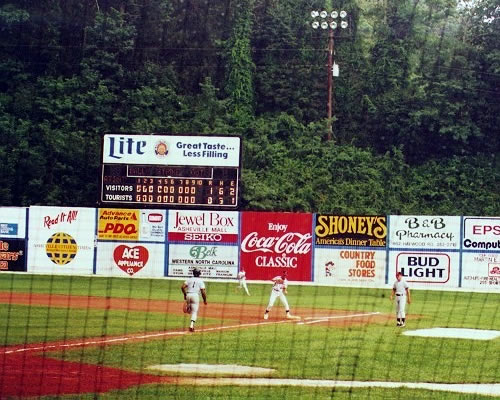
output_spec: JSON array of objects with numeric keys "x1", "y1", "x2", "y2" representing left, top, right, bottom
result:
[
  {"x1": 388, "y1": 250, "x2": 460, "y2": 289},
  {"x1": 314, "y1": 215, "x2": 387, "y2": 247},
  {"x1": 0, "y1": 239, "x2": 26, "y2": 272},
  {"x1": 461, "y1": 252, "x2": 500, "y2": 289},
  {"x1": 240, "y1": 212, "x2": 313, "y2": 281},
  {"x1": 97, "y1": 208, "x2": 166, "y2": 242},
  {"x1": 139, "y1": 210, "x2": 167, "y2": 241},
  {"x1": 102, "y1": 134, "x2": 241, "y2": 167},
  {"x1": 27, "y1": 206, "x2": 95, "y2": 275},
  {"x1": 462, "y1": 217, "x2": 500, "y2": 251},
  {"x1": 0, "y1": 207, "x2": 27, "y2": 239},
  {"x1": 168, "y1": 244, "x2": 238, "y2": 278},
  {"x1": 389, "y1": 215, "x2": 461, "y2": 249},
  {"x1": 95, "y1": 242, "x2": 165, "y2": 278},
  {"x1": 462, "y1": 253, "x2": 500, "y2": 291},
  {"x1": 314, "y1": 248, "x2": 386, "y2": 287},
  {"x1": 167, "y1": 210, "x2": 238, "y2": 243},
  {"x1": 97, "y1": 208, "x2": 140, "y2": 240}
]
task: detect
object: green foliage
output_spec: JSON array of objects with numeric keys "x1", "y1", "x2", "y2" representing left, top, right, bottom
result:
[
  {"x1": 0, "y1": 0, "x2": 497, "y2": 214},
  {"x1": 224, "y1": 0, "x2": 256, "y2": 116}
]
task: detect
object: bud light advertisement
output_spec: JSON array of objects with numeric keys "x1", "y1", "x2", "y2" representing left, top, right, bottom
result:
[
  {"x1": 240, "y1": 211, "x2": 313, "y2": 281},
  {"x1": 388, "y1": 250, "x2": 460, "y2": 288}
]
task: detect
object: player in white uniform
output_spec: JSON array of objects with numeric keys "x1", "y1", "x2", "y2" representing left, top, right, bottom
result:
[
  {"x1": 181, "y1": 268, "x2": 207, "y2": 332},
  {"x1": 390, "y1": 271, "x2": 411, "y2": 327},
  {"x1": 263, "y1": 271, "x2": 293, "y2": 320},
  {"x1": 236, "y1": 268, "x2": 250, "y2": 296}
]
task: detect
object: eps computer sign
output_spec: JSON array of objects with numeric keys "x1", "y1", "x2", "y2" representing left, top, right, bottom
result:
[{"x1": 100, "y1": 134, "x2": 241, "y2": 209}]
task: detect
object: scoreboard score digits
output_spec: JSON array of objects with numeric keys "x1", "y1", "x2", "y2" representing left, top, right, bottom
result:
[
  {"x1": 100, "y1": 134, "x2": 241, "y2": 209},
  {"x1": 102, "y1": 164, "x2": 238, "y2": 206}
]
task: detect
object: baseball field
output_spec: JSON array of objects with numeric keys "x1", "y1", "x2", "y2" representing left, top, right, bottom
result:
[{"x1": 0, "y1": 273, "x2": 499, "y2": 399}]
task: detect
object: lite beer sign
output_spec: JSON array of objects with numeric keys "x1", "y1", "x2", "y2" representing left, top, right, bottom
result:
[
  {"x1": 102, "y1": 134, "x2": 241, "y2": 166},
  {"x1": 396, "y1": 252, "x2": 451, "y2": 283},
  {"x1": 106, "y1": 136, "x2": 146, "y2": 160}
]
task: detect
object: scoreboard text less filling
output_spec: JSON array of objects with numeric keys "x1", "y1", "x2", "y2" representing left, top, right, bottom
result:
[{"x1": 101, "y1": 164, "x2": 238, "y2": 207}]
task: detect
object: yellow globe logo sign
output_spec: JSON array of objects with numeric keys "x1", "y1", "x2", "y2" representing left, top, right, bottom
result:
[{"x1": 45, "y1": 232, "x2": 78, "y2": 265}]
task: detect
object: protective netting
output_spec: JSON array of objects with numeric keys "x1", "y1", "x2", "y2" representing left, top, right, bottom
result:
[{"x1": 1, "y1": 272, "x2": 499, "y2": 399}]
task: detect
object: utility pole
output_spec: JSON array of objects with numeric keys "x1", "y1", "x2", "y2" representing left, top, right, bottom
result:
[
  {"x1": 327, "y1": 29, "x2": 334, "y2": 141},
  {"x1": 311, "y1": 10, "x2": 349, "y2": 141}
]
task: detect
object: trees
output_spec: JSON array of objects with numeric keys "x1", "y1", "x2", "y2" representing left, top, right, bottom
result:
[
  {"x1": 224, "y1": 0, "x2": 256, "y2": 122},
  {"x1": 0, "y1": 0, "x2": 497, "y2": 215}
]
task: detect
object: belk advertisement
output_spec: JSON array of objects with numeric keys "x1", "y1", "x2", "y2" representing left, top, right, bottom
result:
[
  {"x1": 168, "y1": 244, "x2": 238, "y2": 278},
  {"x1": 240, "y1": 212, "x2": 313, "y2": 281}
]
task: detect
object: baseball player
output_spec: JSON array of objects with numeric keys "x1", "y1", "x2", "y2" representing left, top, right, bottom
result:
[
  {"x1": 236, "y1": 268, "x2": 250, "y2": 296},
  {"x1": 181, "y1": 267, "x2": 207, "y2": 332},
  {"x1": 390, "y1": 271, "x2": 411, "y2": 327},
  {"x1": 263, "y1": 270, "x2": 293, "y2": 320}
]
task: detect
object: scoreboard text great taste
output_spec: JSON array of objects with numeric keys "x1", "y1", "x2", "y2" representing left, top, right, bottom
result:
[{"x1": 100, "y1": 134, "x2": 241, "y2": 209}]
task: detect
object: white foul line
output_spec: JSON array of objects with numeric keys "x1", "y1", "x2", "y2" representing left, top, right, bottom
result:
[
  {"x1": 3, "y1": 313, "x2": 381, "y2": 355},
  {"x1": 297, "y1": 312, "x2": 381, "y2": 325},
  {"x1": 182, "y1": 377, "x2": 500, "y2": 397},
  {"x1": 2, "y1": 320, "x2": 288, "y2": 355}
]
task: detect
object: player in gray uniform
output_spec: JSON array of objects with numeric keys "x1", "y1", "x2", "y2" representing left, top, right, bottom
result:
[
  {"x1": 181, "y1": 268, "x2": 207, "y2": 332},
  {"x1": 390, "y1": 271, "x2": 411, "y2": 327}
]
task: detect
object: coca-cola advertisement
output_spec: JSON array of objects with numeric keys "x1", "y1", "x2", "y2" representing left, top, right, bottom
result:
[{"x1": 240, "y1": 211, "x2": 313, "y2": 281}]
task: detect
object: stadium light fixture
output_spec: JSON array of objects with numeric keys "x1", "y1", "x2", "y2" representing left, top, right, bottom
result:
[{"x1": 309, "y1": 10, "x2": 349, "y2": 141}]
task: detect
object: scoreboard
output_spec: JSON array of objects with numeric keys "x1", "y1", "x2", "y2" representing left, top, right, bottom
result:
[
  {"x1": 100, "y1": 134, "x2": 241, "y2": 209},
  {"x1": 101, "y1": 164, "x2": 238, "y2": 207}
]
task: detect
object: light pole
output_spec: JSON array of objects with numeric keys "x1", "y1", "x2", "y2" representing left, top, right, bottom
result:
[{"x1": 311, "y1": 10, "x2": 349, "y2": 141}]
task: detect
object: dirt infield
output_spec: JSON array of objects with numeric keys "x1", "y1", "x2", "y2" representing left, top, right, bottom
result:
[{"x1": 0, "y1": 292, "x2": 392, "y2": 398}]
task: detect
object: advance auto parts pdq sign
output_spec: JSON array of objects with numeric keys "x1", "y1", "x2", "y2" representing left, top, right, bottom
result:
[{"x1": 98, "y1": 208, "x2": 139, "y2": 241}]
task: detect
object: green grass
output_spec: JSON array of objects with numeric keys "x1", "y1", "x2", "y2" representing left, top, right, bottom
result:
[
  {"x1": 53, "y1": 321, "x2": 499, "y2": 384},
  {"x1": 0, "y1": 304, "x2": 220, "y2": 346},
  {"x1": 1, "y1": 273, "x2": 499, "y2": 399},
  {"x1": 39, "y1": 385, "x2": 498, "y2": 400}
]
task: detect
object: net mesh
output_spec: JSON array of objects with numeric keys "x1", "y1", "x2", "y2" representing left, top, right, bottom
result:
[{"x1": 1, "y1": 271, "x2": 499, "y2": 399}]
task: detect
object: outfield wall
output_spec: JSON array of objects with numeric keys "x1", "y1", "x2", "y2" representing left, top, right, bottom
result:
[{"x1": 0, "y1": 206, "x2": 498, "y2": 292}]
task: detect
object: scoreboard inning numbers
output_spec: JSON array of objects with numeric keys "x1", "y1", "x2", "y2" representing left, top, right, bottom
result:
[
  {"x1": 102, "y1": 164, "x2": 238, "y2": 207},
  {"x1": 100, "y1": 134, "x2": 241, "y2": 209}
]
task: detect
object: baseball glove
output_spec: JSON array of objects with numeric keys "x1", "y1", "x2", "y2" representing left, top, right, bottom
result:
[{"x1": 183, "y1": 301, "x2": 191, "y2": 314}]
